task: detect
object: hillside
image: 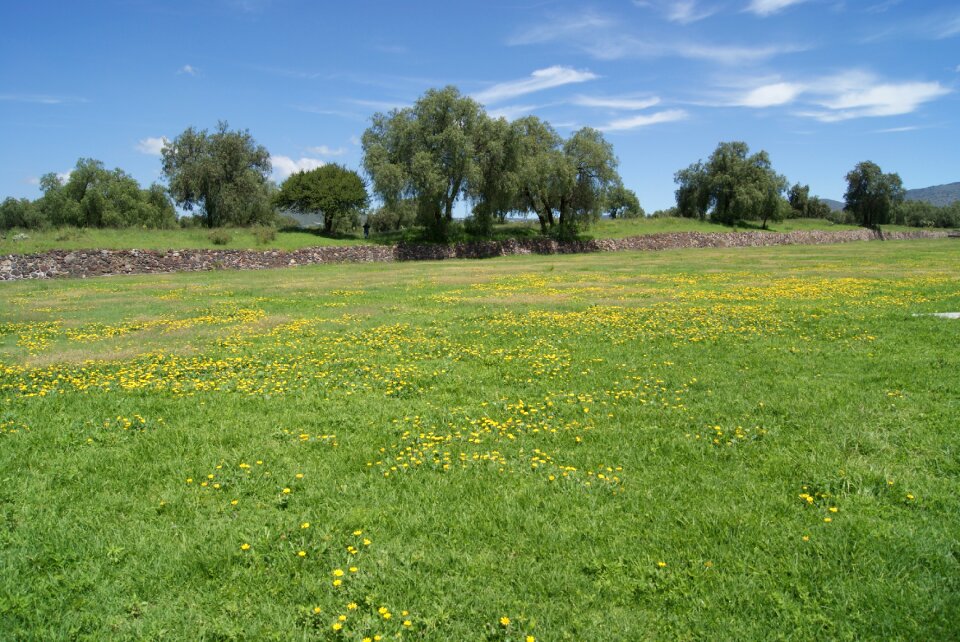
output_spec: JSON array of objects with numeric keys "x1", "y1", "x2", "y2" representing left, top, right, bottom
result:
[
  {"x1": 821, "y1": 182, "x2": 960, "y2": 210},
  {"x1": 904, "y1": 182, "x2": 960, "y2": 206}
]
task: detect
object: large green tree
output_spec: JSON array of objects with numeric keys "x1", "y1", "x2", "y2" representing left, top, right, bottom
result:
[
  {"x1": 843, "y1": 161, "x2": 905, "y2": 229},
  {"x1": 362, "y1": 87, "x2": 484, "y2": 239},
  {"x1": 161, "y1": 121, "x2": 273, "y2": 227},
  {"x1": 674, "y1": 141, "x2": 787, "y2": 228},
  {"x1": 33, "y1": 158, "x2": 176, "y2": 229},
  {"x1": 603, "y1": 180, "x2": 644, "y2": 219},
  {"x1": 468, "y1": 116, "x2": 520, "y2": 235},
  {"x1": 512, "y1": 118, "x2": 620, "y2": 235},
  {"x1": 274, "y1": 164, "x2": 368, "y2": 235}
]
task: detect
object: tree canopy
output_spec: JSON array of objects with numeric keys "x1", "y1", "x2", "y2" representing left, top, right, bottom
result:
[
  {"x1": 161, "y1": 121, "x2": 273, "y2": 228},
  {"x1": 604, "y1": 181, "x2": 644, "y2": 219},
  {"x1": 362, "y1": 87, "x2": 484, "y2": 239},
  {"x1": 274, "y1": 164, "x2": 368, "y2": 235},
  {"x1": 843, "y1": 161, "x2": 905, "y2": 229},
  {"x1": 674, "y1": 141, "x2": 787, "y2": 228},
  {"x1": 21, "y1": 158, "x2": 176, "y2": 230}
]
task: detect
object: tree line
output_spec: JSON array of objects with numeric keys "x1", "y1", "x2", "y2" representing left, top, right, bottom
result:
[{"x1": 3, "y1": 86, "x2": 958, "y2": 235}]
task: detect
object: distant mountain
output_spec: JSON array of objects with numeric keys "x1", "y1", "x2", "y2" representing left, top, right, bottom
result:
[
  {"x1": 819, "y1": 182, "x2": 960, "y2": 211},
  {"x1": 821, "y1": 198, "x2": 844, "y2": 212},
  {"x1": 904, "y1": 182, "x2": 960, "y2": 207}
]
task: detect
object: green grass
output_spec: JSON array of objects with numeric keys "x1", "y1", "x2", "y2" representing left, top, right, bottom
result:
[
  {"x1": 0, "y1": 226, "x2": 369, "y2": 254},
  {"x1": 1, "y1": 217, "x2": 908, "y2": 255},
  {"x1": 1, "y1": 240, "x2": 958, "y2": 640}
]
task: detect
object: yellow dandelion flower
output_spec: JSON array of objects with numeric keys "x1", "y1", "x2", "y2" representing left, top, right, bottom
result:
[
  {"x1": 828, "y1": 506, "x2": 838, "y2": 513},
  {"x1": 349, "y1": 566, "x2": 358, "y2": 573},
  {"x1": 332, "y1": 579, "x2": 342, "y2": 587},
  {"x1": 403, "y1": 620, "x2": 412, "y2": 627},
  {"x1": 527, "y1": 637, "x2": 536, "y2": 642},
  {"x1": 347, "y1": 602, "x2": 358, "y2": 610},
  {"x1": 295, "y1": 473, "x2": 304, "y2": 479},
  {"x1": 313, "y1": 606, "x2": 322, "y2": 614},
  {"x1": 824, "y1": 517, "x2": 832, "y2": 523},
  {"x1": 297, "y1": 550, "x2": 306, "y2": 557},
  {"x1": 363, "y1": 538, "x2": 371, "y2": 546},
  {"x1": 353, "y1": 529, "x2": 363, "y2": 536},
  {"x1": 240, "y1": 543, "x2": 250, "y2": 551},
  {"x1": 500, "y1": 616, "x2": 511, "y2": 626},
  {"x1": 657, "y1": 561, "x2": 667, "y2": 568},
  {"x1": 282, "y1": 487, "x2": 291, "y2": 494},
  {"x1": 301, "y1": 522, "x2": 310, "y2": 529},
  {"x1": 802, "y1": 535, "x2": 810, "y2": 542},
  {"x1": 230, "y1": 499, "x2": 238, "y2": 506},
  {"x1": 331, "y1": 622, "x2": 342, "y2": 632},
  {"x1": 338, "y1": 614, "x2": 347, "y2": 622},
  {"x1": 333, "y1": 568, "x2": 344, "y2": 577}
]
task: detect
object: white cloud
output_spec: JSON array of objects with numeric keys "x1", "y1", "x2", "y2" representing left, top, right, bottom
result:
[
  {"x1": 178, "y1": 64, "x2": 199, "y2": 76},
  {"x1": 136, "y1": 136, "x2": 168, "y2": 156},
  {"x1": 736, "y1": 82, "x2": 805, "y2": 107},
  {"x1": 306, "y1": 145, "x2": 346, "y2": 156},
  {"x1": 572, "y1": 95, "x2": 661, "y2": 110},
  {"x1": 599, "y1": 109, "x2": 688, "y2": 131},
  {"x1": 676, "y1": 43, "x2": 804, "y2": 64},
  {"x1": 634, "y1": 0, "x2": 717, "y2": 24},
  {"x1": 729, "y1": 71, "x2": 950, "y2": 121},
  {"x1": 271, "y1": 156, "x2": 324, "y2": 180},
  {"x1": 874, "y1": 125, "x2": 921, "y2": 133},
  {"x1": 746, "y1": 0, "x2": 809, "y2": 16},
  {"x1": 807, "y1": 72, "x2": 950, "y2": 121},
  {"x1": 473, "y1": 66, "x2": 598, "y2": 104},
  {"x1": 509, "y1": 10, "x2": 802, "y2": 64}
]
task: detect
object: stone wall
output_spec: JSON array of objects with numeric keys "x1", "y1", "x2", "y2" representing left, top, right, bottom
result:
[{"x1": 0, "y1": 228, "x2": 949, "y2": 281}]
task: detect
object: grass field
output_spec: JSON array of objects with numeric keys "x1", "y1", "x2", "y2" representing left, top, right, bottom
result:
[
  {"x1": 1, "y1": 240, "x2": 958, "y2": 640},
  {"x1": 0, "y1": 217, "x2": 903, "y2": 255}
]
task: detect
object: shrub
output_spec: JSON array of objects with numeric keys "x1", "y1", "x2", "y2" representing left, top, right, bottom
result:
[
  {"x1": 207, "y1": 229, "x2": 232, "y2": 245},
  {"x1": 252, "y1": 225, "x2": 276, "y2": 245}
]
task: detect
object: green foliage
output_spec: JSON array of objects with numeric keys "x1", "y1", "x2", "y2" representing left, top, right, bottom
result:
[
  {"x1": 788, "y1": 183, "x2": 810, "y2": 217},
  {"x1": 367, "y1": 199, "x2": 418, "y2": 233},
  {"x1": 22, "y1": 158, "x2": 176, "y2": 230},
  {"x1": 844, "y1": 161, "x2": 905, "y2": 228},
  {"x1": 363, "y1": 87, "x2": 484, "y2": 240},
  {"x1": 806, "y1": 196, "x2": 833, "y2": 219},
  {"x1": 274, "y1": 164, "x2": 368, "y2": 235},
  {"x1": 207, "y1": 229, "x2": 232, "y2": 245},
  {"x1": 512, "y1": 118, "x2": 621, "y2": 235},
  {"x1": 604, "y1": 181, "x2": 644, "y2": 219},
  {"x1": 0, "y1": 197, "x2": 45, "y2": 230},
  {"x1": 894, "y1": 200, "x2": 960, "y2": 228},
  {"x1": 362, "y1": 87, "x2": 628, "y2": 240},
  {"x1": 674, "y1": 142, "x2": 787, "y2": 228},
  {"x1": 162, "y1": 121, "x2": 274, "y2": 228}
]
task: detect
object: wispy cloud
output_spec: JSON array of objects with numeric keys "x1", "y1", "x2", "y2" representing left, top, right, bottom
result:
[
  {"x1": 746, "y1": 0, "x2": 810, "y2": 16},
  {"x1": 730, "y1": 70, "x2": 951, "y2": 121},
  {"x1": 509, "y1": 10, "x2": 803, "y2": 63},
  {"x1": 292, "y1": 105, "x2": 366, "y2": 121},
  {"x1": 0, "y1": 93, "x2": 87, "y2": 104},
  {"x1": 306, "y1": 145, "x2": 347, "y2": 156},
  {"x1": 572, "y1": 95, "x2": 661, "y2": 110},
  {"x1": 598, "y1": 109, "x2": 688, "y2": 131},
  {"x1": 271, "y1": 156, "x2": 324, "y2": 180},
  {"x1": 135, "y1": 136, "x2": 169, "y2": 156},
  {"x1": 874, "y1": 125, "x2": 921, "y2": 133},
  {"x1": 735, "y1": 82, "x2": 805, "y2": 107},
  {"x1": 347, "y1": 98, "x2": 411, "y2": 111},
  {"x1": 473, "y1": 66, "x2": 598, "y2": 104},
  {"x1": 178, "y1": 64, "x2": 200, "y2": 76}
]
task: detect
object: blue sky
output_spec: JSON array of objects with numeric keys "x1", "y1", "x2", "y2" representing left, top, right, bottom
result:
[{"x1": 2, "y1": 0, "x2": 958, "y2": 211}]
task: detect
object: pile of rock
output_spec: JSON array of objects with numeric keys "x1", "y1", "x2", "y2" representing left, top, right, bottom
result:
[{"x1": 0, "y1": 228, "x2": 948, "y2": 282}]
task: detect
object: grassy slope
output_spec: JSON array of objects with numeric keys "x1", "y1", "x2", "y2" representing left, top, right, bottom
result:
[
  {"x1": 0, "y1": 218, "x2": 916, "y2": 255},
  {"x1": 1, "y1": 240, "x2": 958, "y2": 640}
]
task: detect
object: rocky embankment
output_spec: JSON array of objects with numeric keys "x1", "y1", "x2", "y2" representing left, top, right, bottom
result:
[{"x1": 0, "y1": 228, "x2": 949, "y2": 281}]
